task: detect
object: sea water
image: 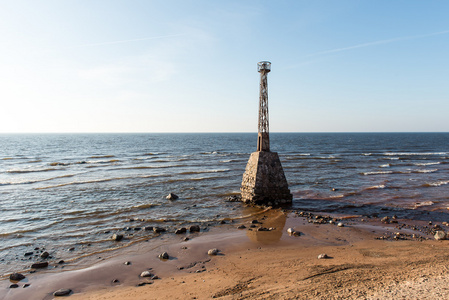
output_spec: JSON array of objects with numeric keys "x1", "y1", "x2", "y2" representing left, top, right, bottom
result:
[{"x1": 1, "y1": 133, "x2": 449, "y2": 274}]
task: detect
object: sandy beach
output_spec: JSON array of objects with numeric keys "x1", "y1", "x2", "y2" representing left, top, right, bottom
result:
[{"x1": 3, "y1": 208, "x2": 449, "y2": 300}]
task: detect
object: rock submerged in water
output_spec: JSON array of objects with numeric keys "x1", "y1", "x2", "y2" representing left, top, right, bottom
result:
[
  {"x1": 9, "y1": 273, "x2": 26, "y2": 281},
  {"x1": 53, "y1": 288, "x2": 72, "y2": 296},
  {"x1": 166, "y1": 193, "x2": 179, "y2": 200}
]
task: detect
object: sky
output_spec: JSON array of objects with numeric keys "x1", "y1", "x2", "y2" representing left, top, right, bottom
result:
[{"x1": 0, "y1": 0, "x2": 448, "y2": 133}]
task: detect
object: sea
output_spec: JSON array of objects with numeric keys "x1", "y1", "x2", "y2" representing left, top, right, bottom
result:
[{"x1": 1, "y1": 132, "x2": 449, "y2": 274}]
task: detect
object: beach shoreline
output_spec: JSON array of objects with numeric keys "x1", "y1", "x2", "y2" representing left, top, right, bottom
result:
[{"x1": 3, "y1": 208, "x2": 449, "y2": 299}]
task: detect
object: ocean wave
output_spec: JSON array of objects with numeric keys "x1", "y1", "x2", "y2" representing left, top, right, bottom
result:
[
  {"x1": 88, "y1": 155, "x2": 115, "y2": 159},
  {"x1": 7, "y1": 167, "x2": 60, "y2": 174},
  {"x1": 365, "y1": 185, "x2": 386, "y2": 190},
  {"x1": 424, "y1": 180, "x2": 449, "y2": 187},
  {"x1": 379, "y1": 164, "x2": 391, "y2": 168},
  {"x1": 36, "y1": 177, "x2": 131, "y2": 190},
  {"x1": 414, "y1": 169, "x2": 438, "y2": 173},
  {"x1": 414, "y1": 162, "x2": 441, "y2": 166},
  {"x1": 384, "y1": 152, "x2": 448, "y2": 156},
  {"x1": 362, "y1": 171, "x2": 393, "y2": 175},
  {"x1": 179, "y1": 169, "x2": 230, "y2": 175}
]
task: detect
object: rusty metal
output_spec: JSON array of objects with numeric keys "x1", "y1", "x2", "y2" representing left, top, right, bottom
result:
[{"x1": 257, "y1": 61, "x2": 271, "y2": 152}]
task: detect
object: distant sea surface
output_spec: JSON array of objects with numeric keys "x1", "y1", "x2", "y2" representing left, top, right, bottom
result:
[{"x1": 1, "y1": 133, "x2": 449, "y2": 274}]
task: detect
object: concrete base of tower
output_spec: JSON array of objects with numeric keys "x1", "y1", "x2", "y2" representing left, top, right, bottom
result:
[{"x1": 240, "y1": 151, "x2": 293, "y2": 206}]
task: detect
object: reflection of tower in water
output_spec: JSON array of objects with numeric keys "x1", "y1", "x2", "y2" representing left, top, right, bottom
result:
[{"x1": 245, "y1": 210, "x2": 287, "y2": 244}]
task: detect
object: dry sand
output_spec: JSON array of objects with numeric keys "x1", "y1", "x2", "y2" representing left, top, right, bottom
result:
[{"x1": 3, "y1": 209, "x2": 449, "y2": 300}]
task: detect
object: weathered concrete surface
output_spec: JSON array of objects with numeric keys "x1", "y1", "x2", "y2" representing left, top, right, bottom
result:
[{"x1": 241, "y1": 151, "x2": 292, "y2": 206}]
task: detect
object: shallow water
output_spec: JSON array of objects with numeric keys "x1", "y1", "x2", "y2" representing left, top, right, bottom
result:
[{"x1": 1, "y1": 132, "x2": 449, "y2": 274}]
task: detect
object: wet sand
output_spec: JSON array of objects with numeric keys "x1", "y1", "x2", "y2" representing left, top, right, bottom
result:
[{"x1": 3, "y1": 209, "x2": 449, "y2": 300}]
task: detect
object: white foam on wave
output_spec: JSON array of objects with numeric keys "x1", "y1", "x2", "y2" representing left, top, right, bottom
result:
[
  {"x1": 363, "y1": 171, "x2": 393, "y2": 176},
  {"x1": 414, "y1": 201, "x2": 434, "y2": 208},
  {"x1": 384, "y1": 152, "x2": 448, "y2": 156},
  {"x1": 366, "y1": 185, "x2": 386, "y2": 190},
  {"x1": 379, "y1": 164, "x2": 391, "y2": 168},
  {"x1": 414, "y1": 162, "x2": 441, "y2": 166},
  {"x1": 427, "y1": 180, "x2": 449, "y2": 187},
  {"x1": 415, "y1": 169, "x2": 438, "y2": 173}
]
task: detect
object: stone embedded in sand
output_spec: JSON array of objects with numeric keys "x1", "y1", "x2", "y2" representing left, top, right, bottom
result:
[
  {"x1": 31, "y1": 262, "x2": 48, "y2": 269},
  {"x1": 153, "y1": 227, "x2": 166, "y2": 233},
  {"x1": 140, "y1": 270, "x2": 153, "y2": 277},
  {"x1": 40, "y1": 251, "x2": 50, "y2": 259},
  {"x1": 175, "y1": 228, "x2": 187, "y2": 234},
  {"x1": 318, "y1": 254, "x2": 329, "y2": 259},
  {"x1": 158, "y1": 252, "x2": 169, "y2": 259},
  {"x1": 9, "y1": 284, "x2": 19, "y2": 289},
  {"x1": 434, "y1": 231, "x2": 447, "y2": 240},
  {"x1": 112, "y1": 234, "x2": 123, "y2": 241},
  {"x1": 53, "y1": 288, "x2": 72, "y2": 296},
  {"x1": 189, "y1": 225, "x2": 200, "y2": 232},
  {"x1": 166, "y1": 193, "x2": 179, "y2": 200},
  {"x1": 9, "y1": 273, "x2": 25, "y2": 281},
  {"x1": 337, "y1": 222, "x2": 344, "y2": 227},
  {"x1": 287, "y1": 228, "x2": 301, "y2": 236},
  {"x1": 208, "y1": 248, "x2": 219, "y2": 256},
  {"x1": 237, "y1": 225, "x2": 246, "y2": 229}
]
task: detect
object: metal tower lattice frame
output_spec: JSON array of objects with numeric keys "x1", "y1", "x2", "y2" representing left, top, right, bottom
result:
[{"x1": 257, "y1": 61, "x2": 271, "y2": 152}]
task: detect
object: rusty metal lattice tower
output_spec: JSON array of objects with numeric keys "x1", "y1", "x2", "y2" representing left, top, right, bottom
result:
[{"x1": 257, "y1": 61, "x2": 271, "y2": 152}]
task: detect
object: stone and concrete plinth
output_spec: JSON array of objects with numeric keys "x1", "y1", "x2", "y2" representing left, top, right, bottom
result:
[{"x1": 241, "y1": 151, "x2": 292, "y2": 206}]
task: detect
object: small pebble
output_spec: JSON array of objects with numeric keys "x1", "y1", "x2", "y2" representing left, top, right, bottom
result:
[
  {"x1": 318, "y1": 253, "x2": 329, "y2": 259},
  {"x1": 53, "y1": 288, "x2": 72, "y2": 296},
  {"x1": 208, "y1": 248, "x2": 219, "y2": 256}
]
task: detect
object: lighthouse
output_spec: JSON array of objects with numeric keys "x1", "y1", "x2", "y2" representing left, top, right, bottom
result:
[{"x1": 240, "y1": 61, "x2": 292, "y2": 206}]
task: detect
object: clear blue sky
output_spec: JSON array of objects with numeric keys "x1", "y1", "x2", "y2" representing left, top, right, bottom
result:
[{"x1": 1, "y1": 1, "x2": 448, "y2": 133}]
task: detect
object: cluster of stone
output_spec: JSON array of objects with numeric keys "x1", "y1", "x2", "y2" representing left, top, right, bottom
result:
[{"x1": 241, "y1": 151, "x2": 292, "y2": 206}]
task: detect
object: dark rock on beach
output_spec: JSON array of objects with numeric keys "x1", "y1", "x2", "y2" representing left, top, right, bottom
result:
[
  {"x1": 53, "y1": 288, "x2": 72, "y2": 296},
  {"x1": 158, "y1": 252, "x2": 169, "y2": 259},
  {"x1": 31, "y1": 261, "x2": 49, "y2": 269},
  {"x1": 112, "y1": 234, "x2": 123, "y2": 241},
  {"x1": 153, "y1": 227, "x2": 166, "y2": 233},
  {"x1": 40, "y1": 251, "x2": 50, "y2": 259},
  {"x1": 189, "y1": 225, "x2": 200, "y2": 232},
  {"x1": 175, "y1": 228, "x2": 187, "y2": 234},
  {"x1": 10, "y1": 273, "x2": 26, "y2": 281},
  {"x1": 9, "y1": 284, "x2": 19, "y2": 289}
]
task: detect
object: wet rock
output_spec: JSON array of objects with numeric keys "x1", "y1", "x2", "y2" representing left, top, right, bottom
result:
[
  {"x1": 40, "y1": 251, "x2": 50, "y2": 259},
  {"x1": 207, "y1": 248, "x2": 219, "y2": 256},
  {"x1": 175, "y1": 228, "x2": 187, "y2": 234},
  {"x1": 31, "y1": 262, "x2": 48, "y2": 269},
  {"x1": 134, "y1": 227, "x2": 141, "y2": 231},
  {"x1": 68, "y1": 247, "x2": 75, "y2": 251},
  {"x1": 434, "y1": 231, "x2": 447, "y2": 240},
  {"x1": 257, "y1": 227, "x2": 269, "y2": 231},
  {"x1": 381, "y1": 216, "x2": 390, "y2": 224},
  {"x1": 166, "y1": 193, "x2": 179, "y2": 200},
  {"x1": 112, "y1": 234, "x2": 123, "y2": 241},
  {"x1": 143, "y1": 226, "x2": 154, "y2": 231},
  {"x1": 24, "y1": 252, "x2": 33, "y2": 257},
  {"x1": 237, "y1": 225, "x2": 246, "y2": 229},
  {"x1": 158, "y1": 252, "x2": 169, "y2": 259},
  {"x1": 140, "y1": 270, "x2": 153, "y2": 277},
  {"x1": 53, "y1": 288, "x2": 72, "y2": 296},
  {"x1": 10, "y1": 273, "x2": 25, "y2": 281},
  {"x1": 9, "y1": 284, "x2": 19, "y2": 289},
  {"x1": 153, "y1": 227, "x2": 166, "y2": 233},
  {"x1": 318, "y1": 253, "x2": 329, "y2": 259},
  {"x1": 183, "y1": 237, "x2": 190, "y2": 241},
  {"x1": 287, "y1": 228, "x2": 301, "y2": 236},
  {"x1": 112, "y1": 279, "x2": 119, "y2": 283},
  {"x1": 337, "y1": 222, "x2": 344, "y2": 227},
  {"x1": 23, "y1": 283, "x2": 30, "y2": 288},
  {"x1": 189, "y1": 225, "x2": 200, "y2": 233},
  {"x1": 124, "y1": 261, "x2": 131, "y2": 265},
  {"x1": 227, "y1": 195, "x2": 241, "y2": 202},
  {"x1": 219, "y1": 220, "x2": 226, "y2": 224},
  {"x1": 151, "y1": 275, "x2": 159, "y2": 280},
  {"x1": 251, "y1": 220, "x2": 260, "y2": 224}
]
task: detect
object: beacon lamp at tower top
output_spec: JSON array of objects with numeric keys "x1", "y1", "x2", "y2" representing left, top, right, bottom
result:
[{"x1": 257, "y1": 61, "x2": 271, "y2": 72}]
